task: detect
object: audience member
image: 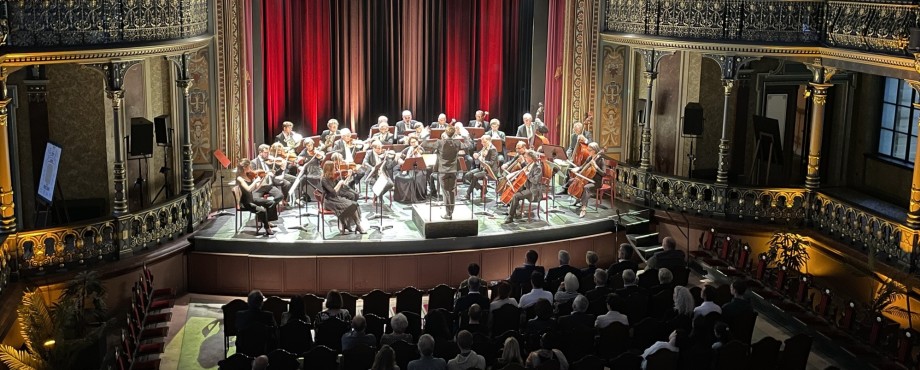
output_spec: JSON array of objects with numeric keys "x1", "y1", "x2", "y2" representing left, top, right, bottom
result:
[
  {"x1": 668, "y1": 286, "x2": 694, "y2": 332},
  {"x1": 458, "y1": 263, "x2": 481, "y2": 295},
  {"x1": 462, "y1": 304, "x2": 488, "y2": 335},
  {"x1": 649, "y1": 268, "x2": 675, "y2": 296},
  {"x1": 711, "y1": 322, "x2": 732, "y2": 350},
  {"x1": 607, "y1": 244, "x2": 638, "y2": 283},
  {"x1": 509, "y1": 250, "x2": 545, "y2": 288},
  {"x1": 280, "y1": 295, "x2": 310, "y2": 326},
  {"x1": 615, "y1": 269, "x2": 643, "y2": 297},
  {"x1": 496, "y1": 336, "x2": 524, "y2": 368},
  {"x1": 553, "y1": 272, "x2": 580, "y2": 306},
  {"x1": 372, "y1": 345, "x2": 399, "y2": 370},
  {"x1": 423, "y1": 309, "x2": 454, "y2": 342},
  {"x1": 596, "y1": 293, "x2": 629, "y2": 329},
  {"x1": 316, "y1": 290, "x2": 352, "y2": 324},
  {"x1": 381, "y1": 312, "x2": 414, "y2": 346},
  {"x1": 693, "y1": 285, "x2": 722, "y2": 318},
  {"x1": 545, "y1": 250, "x2": 580, "y2": 284},
  {"x1": 641, "y1": 329, "x2": 688, "y2": 370},
  {"x1": 585, "y1": 269, "x2": 611, "y2": 303},
  {"x1": 525, "y1": 332, "x2": 569, "y2": 370},
  {"x1": 455, "y1": 277, "x2": 490, "y2": 321},
  {"x1": 490, "y1": 280, "x2": 519, "y2": 311},
  {"x1": 525, "y1": 299, "x2": 556, "y2": 336},
  {"x1": 581, "y1": 251, "x2": 599, "y2": 278},
  {"x1": 519, "y1": 272, "x2": 553, "y2": 309},
  {"x1": 447, "y1": 330, "x2": 487, "y2": 370},
  {"x1": 408, "y1": 334, "x2": 448, "y2": 370},
  {"x1": 251, "y1": 355, "x2": 269, "y2": 370},
  {"x1": 236, "y1": 290, "x2": 276, "y2": 332},
  {"x1": 342, "y1": 315, "x2": 376, "y2": 351},
  {"x1": 646, "y1": 237, "x2": 686, "y2": 270},
  {"x1": 557, "y1": 295, "x2": 595, "y2": 329},
  {"x1": 721, "y1": 279, "x2": 753, "y2": 324}
]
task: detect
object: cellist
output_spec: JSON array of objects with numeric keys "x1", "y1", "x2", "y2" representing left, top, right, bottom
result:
[
  {"x1": 503, "y1": 150, "x2": 544, "y2": 224},
  {"x1": 565, "y1": 122, "x2": 593, "y2": 159},
  {"x1": 571, "y1": 142, "x2": 605, "y2": 218}
]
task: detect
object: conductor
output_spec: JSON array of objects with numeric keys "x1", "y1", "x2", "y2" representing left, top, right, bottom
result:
[{"x1": 436, "y1": 125, "x2": 464, "y2": 220}]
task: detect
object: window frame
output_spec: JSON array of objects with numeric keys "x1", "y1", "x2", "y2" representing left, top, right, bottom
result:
[{"x1": 878, "y1": 77, "x2": 919, "y2": 164}]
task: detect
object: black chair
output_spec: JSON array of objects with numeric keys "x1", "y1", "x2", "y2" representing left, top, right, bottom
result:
[
  {"x1": 434, "y1": 339, "x2": 460, "y2": 361},
  {"x1": 561, "y1": 326, "x2": 596, "y2": 364},
  {"x1": 691, "y1": 312, "x2": 722, "y2": 345},
  {"x1": 218, "y1": 352, "x2": 252, "y2": 370},
  {"x1": 670, "y1": 265, "x2": 690, "y2": 287},
  {"x1": 342, "y1": 343, "x2": 376, "y2": 370},
  {"x1": 608, "y1": 352, "x2": 642, "y2": 370},
  {"x1": 221, "y1": 299, "x2": 248, "y2": 357},
  {"x1": 569, "y1": 354, "x2": 604, "y2": 370},
  {"x1": 622, "y1": 291, "x2": 650, "y2": 323},
  {"x1": 587, "y1": 297, "x2": 607, "y2": 317},
  {"x1": 491, "y1": 304, "x2": 523, "y2": 336},
  {"x1": 236, "y1": 321, "x2": 273, "y2": 356},
  {"x1": 578, "y1": 274, "x2": 596, "y2": 294},
  {"x1": 362, "y1": 289, "x2": 392, "y2": 318},
  {"x1": 341, "y1": 291, "x2": 359, "y2": 317},
  {"x1": 596, "y1": 322, "x2": 629, "y2": 360},
  {"x1": 302, "y1": 345, "x2": 339, "y2": 369},
  {"x1": 262, "y1": 296, "x2": 288, "y2": 327},
  {"x1": 555, "y1": 300, "x2": 574, "y2": 317},
  {"x1": 266, "y1": 349, "x2": 300, "y2": 370},
  {"x1": 278, "y1": 319, "x2": 312, "y2": 354},
  {"x1": 731, "y1": 311, "x2": 758, "y2": 345},
  {"x1": 689, "y1": 286, "x2": 702, "y2": 306},
  {"x1": 395, "y1": 286, "x2": 424, "y2": 315},
  {"x1": 391, "y1": 339, "x2": 420, "y2": 370},
  {"x1": 749, "y1": 336, "x2": 781, "y2": 370},
  {"x1": 778, "y1": 334, "x2": 813, "y2": 370},
  {"x1": 644, "y1": 348, "x2": 678, "y2": 370},
  {"x1": 639, "y1": 268, "x2": 660, "y2": 289},
  {"x1": 365, "y1": 313, "x2": 387, "y2": 347},
  {"x1": 427, "y1": 284, "x2": 456, "y2": 313},
  {"x1": 302, "y1": 293, "x2": 325, "y2": 320},
  {"x1": 470, "y1": 332, "x2": 499, "y2": 368},
  {"x1": 498, "y1": 363, "x2": 527, "y2": 370},
  {"x1": 649, "y1": 289, "x2": 674, "y2": 319},
  {"x1": 713, "y1": 340, "x2": 749, "y2": 370},
  {"x1": 315, "y1": 316, "x2": 350, "y2": 351},
  {"x1": 713, "y1": 284, "x2": 732, "y2": 306},
  {"x1": 402, "y1": 311, "x2": 423, "y2": 340},
  {"x1": 631, "y1": 318, "x2": 668, "y2": 351}
]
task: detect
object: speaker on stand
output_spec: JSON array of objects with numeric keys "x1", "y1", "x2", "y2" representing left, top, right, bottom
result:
[
  {"x1": 682, "y1": 103, "x2": 704, "y2": 178},
  {"x1": 152, "y1": 115, "x2": 174, "y2": 203},
  {"x1": 129, "y1": 118, "x2": 155, "y2": 208}
]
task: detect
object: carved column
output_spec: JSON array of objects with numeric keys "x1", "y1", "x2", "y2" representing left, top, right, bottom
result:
[
  {"x1": 167, "y1": 53, "x2": 195, "y2": 194},
  {"x1": 636, "y1": 49, "x2": 672, "y2": 171},
  {"x1": 0, "y1": 69, "x2": 14, "y2": 233},
  {"x1": 702, "y1": 55, "x2": 759, "y2": 184},
  {"x1": 907, "y1": 79, "x2": 920, "y2": 228},
  {"x1": 87, "y1": 61, "x2": 141, "y2": 216},
  {"x1": 804, "y1": 61, "x2": 837, "y2": 191}
]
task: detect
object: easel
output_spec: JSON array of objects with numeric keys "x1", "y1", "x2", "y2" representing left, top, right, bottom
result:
[
  {"x1": 151, "y1": 128, "x2": 174, "y2": 203},
  {"x1": 34, "y1": 182, "x2": 69, "y2": 228},
  {"x1": 212, "y1": 149, "x2": 234, "y2": 216},
  {"x1": 749, "y1": 132, "x2": 775, "y2": 186}
]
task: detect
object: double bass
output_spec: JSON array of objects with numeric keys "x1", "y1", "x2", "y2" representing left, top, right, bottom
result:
[{"x1": 572, "y1": 113, "x2": 594, "y2": 166}]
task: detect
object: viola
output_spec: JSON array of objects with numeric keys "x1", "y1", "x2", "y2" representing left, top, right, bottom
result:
[{"x1": 245, "y1": 169, "x2": 267, "y2": 181}]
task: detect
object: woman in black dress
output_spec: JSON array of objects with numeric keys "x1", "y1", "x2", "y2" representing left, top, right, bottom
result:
[
  {"x1": 236, "y1": 159, "x2": 275, "y2": 236},
  {"x1": 393, "y1": 136, "x2": 428, "y2": 203},
  {"x1": 321, "y1": 160, "x2": 365, "y2": 234}
]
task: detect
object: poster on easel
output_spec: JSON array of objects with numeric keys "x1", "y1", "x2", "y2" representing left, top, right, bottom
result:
[{"x1": 37, "y1": 141, "x2": 62, "y2": 204}]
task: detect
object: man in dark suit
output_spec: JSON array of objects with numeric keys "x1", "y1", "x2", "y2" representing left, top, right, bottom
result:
[
  {"x1": 430, "y1": 113, "x2": 449, "y2": 129},
  {"x1": 557, "y1": 295, "x2": 595, "y2": 330},
  {"x1": 468, "y1": 110, "x2": 488, "y2": 128},
  {"x1": 509, "y1": 249, "x2": 545, "y2": 288},
  {"x1": 486, "y1": 119, "x2": 506, "y2": 141},
  {"x1": 581, "y1": 251, "x2": 599, "y2": 278},
  {"x1": 648, "y1": 267, "x2": 676, "y2": 296},
  {"x1": 615, "y1": 269, "x2": 643, "y2": 298},
  {"x1": 646, "y1": 236, "x2": 687, "y2": 270},
  {"x1": 545, "y1": 250, "x2": 581, "y2": 285},
  {"x1": 585, "y1": 269, "x2": 612, "y2": 303},
  {"x1": 236, "y1": 290, "x2": 276, "y2": 332},
  {"x1": 319, "y1": 119, "x2": 340, "y2": 151},
  {"x1": 341, "y1": 315, "x2": 377, "y2": 351},
  {"x1": 397, "y1": 110, "x2": 421, "y2": 135},
  {"x1": 516, "y1": 112, "x2": 535, "y2": 138},
  {"x1": 274, "y1": 120, "x2": 303, "y2": 151},
  {"x1": 721, "y1": 279, "x2": 754, "y2": 324},
  {"x1": 565, "y1": 121, "x2": 594, "y2": 159},
  {"x1": 435, "y1": 125, "x2": 468, "y2": 219},
  {"x1": 454, "y1": 277, "x2": 490, "y2": 319},
  {"x1": 607, "y1": 244, "x2": 638, "y2": 286},
  {"x1": 372, "y1": 119, "x2": 397, "y2": 145}
]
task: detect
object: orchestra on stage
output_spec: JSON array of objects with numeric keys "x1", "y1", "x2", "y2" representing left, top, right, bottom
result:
[{"x1": 235, "y1": 110, "x2": 608, "y2": 236}]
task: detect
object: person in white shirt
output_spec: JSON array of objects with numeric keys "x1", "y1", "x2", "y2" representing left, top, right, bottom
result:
[
  {"x1": 693, "y1": 285, "x2": 722, "y2": 318},
  {"x1": 490, "y1": 280, "x2": 519, "y2": 311},
  {"x1": 519, "y1": 271, "x2": 553, "y2": 309},
  {"x1": 595, "y1": 294, "x2": 629, "y2": 329},
  {"x1": 641, "y1": 329, "x2": 687, "y2": 369}
]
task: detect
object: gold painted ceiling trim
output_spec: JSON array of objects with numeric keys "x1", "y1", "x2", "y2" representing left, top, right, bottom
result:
[{"x1": 0, "y1": 36, "x2": 213, "y2": 66}]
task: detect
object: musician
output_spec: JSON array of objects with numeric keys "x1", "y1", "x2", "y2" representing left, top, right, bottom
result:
[
  {"x1": 332, "y1": 128, "x2": 365, "y2": 186},
  {"x1": 394, "y1": 136, "x2": 428, "y2": 203},
  {"x1": 406, "y1": 122, "x2": 430, "y2": 142},
  {"x1": 504, "y1": 150, "x2": 544, "y2": 224},
  {"x1": 373, "y1": 120, "x2": 397, "y2": 145},
  {"x1": 463, "y1": 134, "x2": 498, "y2": 201},
  {"x1": 269, "y1": 142, "x2": 296, "y2": 202},
  {"x1": 362, "y1": 140, "x2": 396, "y2": 200},
  {"x1": 430, "y1": 113, "x2": 449, "y2": 129},
  {"x1": 571, "y1": 142, "x2": 605, "y2": 218},
  {"x1": 516, "y1": 113, "x2": 535, "y2": 138},
  {"x1": 531, "y1": 123, "x2": 550, "y2": 152},
  {"x1": 487, "y1": 119, "x2": 506, "y2": 141},
  {"x1": 435, "y1": 125, "x2": 465, "y2": 220},
  {"x1": 502, "y1": 141, "x2": 528, "y2": 172},
  {"x1": 565, "y1": 122, "x2": 593, "y2": 158},
  {"x1": 319, "y1": 119, "x2": 340, "y2": 150},
  {"x1": 250, "y1": 144, "x2": 286, "y2": 203},
  {"x1": 329, "y1": 153, "x2": 359, "y2": 201},
  {"x1": 469, "y1": 110, "x2": 488, "y2": 128},
  {"x1": 237, "y1": 158, "x2": 275, "y2": 236},
  {"x1": 397, "y1": 110, "x2": 421, "y2": 135},
  {"x1": 295, "y1": 140, "x2": 325, "y2": 202},
  {"x1": 321, "y1": 161, "x2": 366, "y2": 234},
  {"x1": 275, "y1": 121, "x2": 303, "y2": 151}
]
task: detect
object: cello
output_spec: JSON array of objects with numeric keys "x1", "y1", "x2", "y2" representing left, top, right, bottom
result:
[
  {"x1": 500, "y1": 161, "x2": 535, "y2": 205},
  {"x1": 567, "y1": 153, "x2": 600, "y2": 198},
  {"x1": 572, "y1": 113, "x2": 594, "y2": 166}
]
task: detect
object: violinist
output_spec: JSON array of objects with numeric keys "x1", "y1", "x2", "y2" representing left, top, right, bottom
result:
[
  {"x1": 503, "y1": 150, "x2": 544, "y2": 224},
  {"x1": 487, "y1": 119, "x2": 507, "y2": 163},
  {"x1": 371, "y1": 117, "x2": 397, "y2": 145},
  {"x1": 401, "y1": 122, "x2": 429, "y2": 144},
  {"x1": 236, "y1": 158, "x2": 275, "y2": 236},
  {"x1": 570, "y1": 142, "x2": 605, "y2": 218},
  {"x1": 319, "y1": 118, "x2": 340, "y2": 151},
  {"x1": 531, "y1": 122, "x2": 550, "y2": 152},
  {"x1": 430, "y1": 113, "x2": 449, "y2": 129},
  {"x1": 393, "y1": 136, "x2": 428, "y2": 203},
  {"x1": 321, "y1": 160, "x2": 366, "y2": 234},
  {"x1": 463, "y1": 134, "x2": 498, "y2": 201},
  {"x1": 250, "y1": 144, "x2": 285, "y2": 203},
  {"x1": 269, "y1": 142, "x2": 295, "y2": 204},
  {"x1": 275, "y1": 121, "x2": 303, "y2": 151},
  {"x1": 362, "y1": 140, "x2": 396, "y2": 200},
  {"x1": 295, "y1": 140, "x2": 325, "y2": 202},
  {"x1": 565, "y1": 122, "x2": 593, "y2": 159},
  {"x1": 329, "y1": 153, "x2": 359, "y2": 201}
]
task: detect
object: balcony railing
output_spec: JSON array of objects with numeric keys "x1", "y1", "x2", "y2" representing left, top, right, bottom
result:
[
  {"x1": 614, "y1": 161, "x2": 914, "y2": 268},
  {"x1": 606, "y1": 0, "x2": 916, "y2": 57},
  {"x1": 0, "y1": 0, "x2": 209, "y2": 49}
]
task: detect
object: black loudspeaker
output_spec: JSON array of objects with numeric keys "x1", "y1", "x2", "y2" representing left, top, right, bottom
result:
[
  {"x1": 683, "y1": 102, "x2": 704, "y2": 136},
  {"x1": 154, "y1": 115, "x2": 170, "y2": 146},
  {"x1": 910, "y1": 28, "x2": 920, "y2": 51},
  {"x1": 130, "y1": 117, "x2": 154, "y2": 157},
  {"x1": 637, "y1": 99, "x2": 647, "y2": 124}
]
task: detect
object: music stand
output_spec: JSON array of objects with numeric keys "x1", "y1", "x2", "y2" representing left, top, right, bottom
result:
[
  {"x1": 353, "y1": 150, "x2": 368, "y2": 197},
  {"x1": 467, "y1": 127, "x2": 485, "y2": 139},
  {"x1": 308, "y1": 135, "x2": 321, "y2": 147},
  {"x1": 506, "y1": 136, "x2": 528, "y2": 157},
  {"x1": 213, "y1": 149, "x2": 234, "y2": 216},
  {"x1": 430, "y1": 128, "x2": 446, "y2": 139},
  {"x1": 476, "y1": 139, "x2": 504, "y2": 153},
  {"x1": 368, "y1": 173, "x2": 394, "y2": 232},
  {"x1": 541, "y1": 144, "x2": 568, "y2": 214},
  {"x1": 401, "y1": 156, "x2": 427, "y2": 206}
]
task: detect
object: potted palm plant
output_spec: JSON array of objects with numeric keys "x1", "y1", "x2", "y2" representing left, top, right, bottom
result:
[{"x1": 764, "y1": 232, "x2": 810, "y2": 273}]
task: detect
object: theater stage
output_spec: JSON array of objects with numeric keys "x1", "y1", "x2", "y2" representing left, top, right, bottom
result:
[{"x1": 190, "y1": 190, "x2": 648, "y2": 256}]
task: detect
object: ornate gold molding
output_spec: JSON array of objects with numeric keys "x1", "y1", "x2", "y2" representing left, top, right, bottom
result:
[
  {"x1": 561, "y1": 0, "x2": 601, "y2": 142},
  {"x1": 0, "y1": 36, "x2": 212, "y2": 67}
]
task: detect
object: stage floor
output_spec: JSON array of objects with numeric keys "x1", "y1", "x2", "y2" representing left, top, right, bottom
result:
[{"x1": 192, "y1": 188, "x2": 646, "y2": 255}]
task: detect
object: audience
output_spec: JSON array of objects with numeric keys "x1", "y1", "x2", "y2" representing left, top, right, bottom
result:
[
  {"x1": 669, "y1": 286, "x2": 695, "y2": 332},
  {"x1": 646, "y1": 236, "x2": 686, "y2": 270},
  {"x1": 251, "y1": 355, "x2": 269, "y2": 370},
  {"x1": 641, "y1": 329, "x2": 688, "y2": 369},
  {"x1": 596, "y1": 293, "x2": 629, "y2": 329},
  {"x1": 371, "y1": 344, "x2": 399, "y2": 370},
  {"x1": 490, "y1": 280, "x2": 519, "y2": 311},
  {"x1": 558, "y1": 295, "x2": 594, "y2": 329},
  {"x1": 525, "y1": 299, "x2": 556, "y2": 336},
  {"x1": 693, "y1": 285, "x2": 722, "y2": 318},
  {"x1": 510, "y1": 250, "x2": 545, "y2": 289},
  {"x1": 721, "y1": 279, "x2": 753, "y2": 324},
  {"x1": 711, "y1": 321, "x2": 732, "y2": 350},
  {"x1": 581, "y1": 251, "x2": 599, "y2": 278},
  {"x1": 545, "y1": 250, "x2": 580, "y2": 285},
  {"x1": 381, "y1": 312, "x2": 414, "y2": 346},
  {"x1": 497, "y1": 336, "x2": 524, "y2": 368},
  {"x1": 519, "y1": 271, "x2": 553, "y2": 309},
  {"x1": 455, "y1": 277, "x2": 490, "y2": 322},
  {"x1": 447, "y1": 330, "x2": 487, "y2": 370},
  {"x1": 458, "y1": 263, "x2": 480, "y2": 295},
  {"x1": 408, "y1": 334, "x2": 448, "y2": 370},
  {"x1": 279, "y1": 295, "x2": 309, "y2": 326},
  {"x1": 316, "y1": 290, "x2": 352, "y2": 324},
  {"x1": 342, "y1": 314, "x2": 376, "y2": 351},
  {"x1": 616, "y1": 269, "x2": 642, "y2": 297},
  {"x1": 607, "y1": 244, "x2": 638, "y2": 284},
  {"x1": 584, "y1": 269, "x2": 611, "y2": 303},
  {"x1": 423, "y1": 309, "x2": 454, "y2": 342},
  {"x1": 553, "y1": 272, "x2": 580, "y2": 306},
  {"x1": 649, "y1": 268, "x2": 674, "y2": 296},
  {"x1": 236, "y1": 290, "x2": 276, "y2": 332},
  {"x1": 525, "y1": 332, "x2": 569, "y2": 370},
  {"x1": 462, "y1": 304, "x2": 488, "y2": 335}
]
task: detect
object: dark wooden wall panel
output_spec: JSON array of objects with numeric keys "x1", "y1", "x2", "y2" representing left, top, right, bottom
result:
[
  {"x1": 418, "y1": 254, "x2": 451, "y2": 290},
  {"x1": 386, "y1": 255, "x2": 419, "y2": 292},
  {"x1": 352, "y1": 257, "x2": 386, "y2": 292},
  {"x1": 480, "y1": 248, "x2": 512, "y2": 282},
  {"x1": 449, "y1": 251, "x2": 481, "y2": 287},
  {"x1": 566, "y1": 237, "x2": 594, "y2": 269},
  {"x1": 318, "y1": 258, "x2": 352, "y2": 292},
  {"x1": 250, "y1": 257, "x2": 285, "y2": 295},
  {"x1": 221, "y1": 254, "x2": 252, "y2": 295},
  {"x1": 283, "y1": 258, "x2": 318, "y2": 294}
]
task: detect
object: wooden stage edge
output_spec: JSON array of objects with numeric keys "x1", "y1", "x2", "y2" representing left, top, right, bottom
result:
[{"x1": 188, "y1": 218, "x2": 626, "y2": 296}]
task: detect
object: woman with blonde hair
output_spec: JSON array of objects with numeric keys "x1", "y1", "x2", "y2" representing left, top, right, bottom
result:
[
  {"x1": 667, "y1": 286, "x2": 694, "y2": 332},
  {"x1": 496, "y1": 336, "x2": 524, "y2": 367}
]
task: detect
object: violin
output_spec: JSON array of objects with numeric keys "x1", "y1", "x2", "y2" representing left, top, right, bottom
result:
[{"x1": 245, "y1": 169, "x2": 267, "y2": 181}]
